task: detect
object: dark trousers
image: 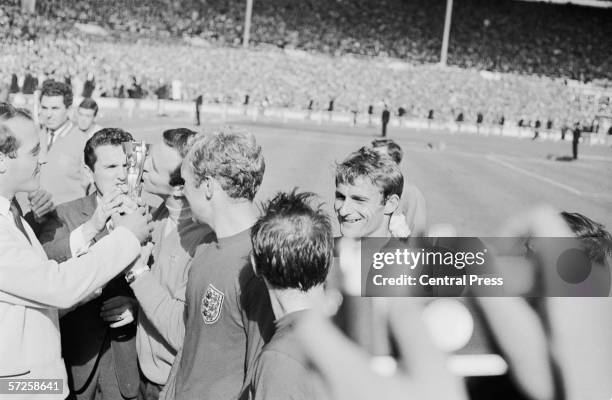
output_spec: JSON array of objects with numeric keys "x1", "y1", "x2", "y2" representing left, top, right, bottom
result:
[
  {"x1": 195, "y1": 104, "x2": 201, "y2": 126},
  {"x1": 572, "y1": 141, "x2": 578, "y2": 159},
  {"x1": 138, "y1": 376, "x2": 164, "y2": 400},
  {"x1": 67, "y1": 346, "x2": 130, "y2": 400},
  {"x1": 381, "y1": 121, "x2": 388, "y2": 137}
]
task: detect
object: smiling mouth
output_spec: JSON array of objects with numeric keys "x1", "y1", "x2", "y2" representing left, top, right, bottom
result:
[{"x1": 341, "y1": 217, "x2": 362, "y2": 224}]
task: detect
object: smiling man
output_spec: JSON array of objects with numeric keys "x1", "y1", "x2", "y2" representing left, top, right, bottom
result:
[
  {"x1": 330, "y1": 148, "x2": 403, "y2": 359},
  {"x1": 39, "y1": 128, "x2": 144, "y2": 400}
]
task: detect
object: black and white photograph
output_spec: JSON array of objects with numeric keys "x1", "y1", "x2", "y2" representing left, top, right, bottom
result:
[{"x1": 0, "y1": 0, "x2": 611, "y2": 399}]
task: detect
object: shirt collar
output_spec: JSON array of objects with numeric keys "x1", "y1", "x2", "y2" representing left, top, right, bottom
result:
[
  {"x1": 274, "y1": 310, "x2": 309, "y2": 332},
  {"x1": 0, "y1": 195, "x2": 10, "y2": 218},
  {"x1": 48, "y1": 119, "x2": 73, "y2": 138}
]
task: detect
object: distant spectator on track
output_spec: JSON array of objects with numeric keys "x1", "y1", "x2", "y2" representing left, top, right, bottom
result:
[
  {"x1": 381, "y1": 106, "x2": 390, "y2": 137},
  {"x1": 76, "y1": 98, "x2": 102, "y2": 138}
]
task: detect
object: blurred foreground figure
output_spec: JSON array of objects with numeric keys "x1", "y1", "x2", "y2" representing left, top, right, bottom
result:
[
  {"x1": 547, "y1": 212, "x2": 612, "y2": 400},
  {"x1": 474, "y1": 208, "x2": 612, "y2": 400},
  {"x1": 294, "y1": 303, "x2": 467, "y2": 400},
  {"x1": 298, "y1": 204, "x2": 611, "y2": 400}
]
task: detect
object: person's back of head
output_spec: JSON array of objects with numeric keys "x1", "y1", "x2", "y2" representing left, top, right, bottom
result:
[
  {"x1": 251, "y1": 190, "x2": 333, "y2": 291},
  {"x1": 185, "y1": 127, "x2": 265, "y2": 202}
]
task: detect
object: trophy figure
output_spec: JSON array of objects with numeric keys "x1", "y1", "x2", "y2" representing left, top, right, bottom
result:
[{"x1": 122, "y1": 141, "x2": 150, "y2": 200}]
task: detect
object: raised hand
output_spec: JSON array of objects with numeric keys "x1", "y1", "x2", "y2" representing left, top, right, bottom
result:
[
  {"x1": 28, "y1": 189, "x2": 55, "y2": 221},
  {"x1": 113, "y1": 206, "x2": 153, "y2": 244},
  {"x1": 89, "y1": 188, "x2": 129, "y2": 233}
]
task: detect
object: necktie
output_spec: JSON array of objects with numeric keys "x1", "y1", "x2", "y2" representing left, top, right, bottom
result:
[
  {"x1": 10, "y1": 200, "x2": 31, "y2": 244},
  {"x1": 47, "y1": 130, "x2": 56, "y2": 152}
]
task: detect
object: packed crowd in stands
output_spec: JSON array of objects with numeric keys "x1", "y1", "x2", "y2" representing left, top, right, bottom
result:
[{"x1": 1, "y1": 0, "x2": 610, "y2": 127}]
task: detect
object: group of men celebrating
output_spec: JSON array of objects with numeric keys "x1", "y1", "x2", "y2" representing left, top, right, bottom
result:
[
  {"x1": 0, "y1": 76, "x2": 429, "y2": 400},
  {"x1": 1, "y1": 79, "x2": 611, "y2": 400}
]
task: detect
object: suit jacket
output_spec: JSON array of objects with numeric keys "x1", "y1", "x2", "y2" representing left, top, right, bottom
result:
[
  {"x1": 0, "y1": 194, "x2": 141, "y2": 400},
  {"x1": 39, "y1": 122, "x2": 90, "y2": 206},
  {"x1": 38, "y1": 194, "x2": 140, "y2": 398}
]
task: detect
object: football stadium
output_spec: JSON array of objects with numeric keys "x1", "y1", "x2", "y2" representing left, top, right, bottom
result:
[{"x1": 1, "y1": 0, "x2": 611, "y2": 400}]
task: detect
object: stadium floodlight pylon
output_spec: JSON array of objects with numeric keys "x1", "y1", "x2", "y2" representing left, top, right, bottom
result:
[
  {"x1": 440, "y1": 0, "x2": 454, "y2": 66},
  {"x1": 244, "y1": 0, "x2": 253, "y2": 48}
]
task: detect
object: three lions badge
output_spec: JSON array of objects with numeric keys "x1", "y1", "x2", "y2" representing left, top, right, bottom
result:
[{"x1": 201, "y1": 284, "x2": 224, "y2": 324}]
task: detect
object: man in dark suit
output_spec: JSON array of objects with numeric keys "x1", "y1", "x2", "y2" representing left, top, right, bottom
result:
[
  {"x1": 572, "y1": 123, "x2": 581, "y2": 160},
  {"x1": 381, "y1": 106, "x2": 390, "y2": 137},
  {"x1": 39, "y1": 128, "x2": 141, "y2": 400}
]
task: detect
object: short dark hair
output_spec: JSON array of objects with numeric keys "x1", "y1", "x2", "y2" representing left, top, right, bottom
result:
[
  {"x1": 369, "y1": 138, "x2": 403, "y2": 164},
  {"x1": 84, "y1": 128, "x2": 133, "y2": 170},
  {"x1": 0, "y1": 103, "x2": 33, "y2": 159},
  {"x1": 251, "y1": 190, "x2": 333, "y2": 291},
  {"x1": 561, "y1": 212, "x2": 612, "y2": 265},
  {"x1": 79, "y1": 98, "x2": 98, "y2": 116},
  {"x1": 40, "y1": 80, "x2": 73, "y2": 108},
  {"x1": 336, "y1": 148, "x2": 403, "y2": 202},
  {"x1": 186, "y1": 127, "x2": 265, "y2": 201},
  {"x1": 162, "y1": 128, "x2": 198, "y2": 187}
]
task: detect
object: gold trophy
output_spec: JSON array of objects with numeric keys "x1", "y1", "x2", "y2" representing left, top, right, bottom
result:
[{"x1": 122, "y1": 141, "x2": 150, "y2": 200}]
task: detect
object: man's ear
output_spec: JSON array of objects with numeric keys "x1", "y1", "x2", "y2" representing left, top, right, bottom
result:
[
  {"x1": 383, "y1": 194, "x2": 400, "y2": 215},
  {"x1": 83, "y1": 164, "x2": 94, "y2": 186},
  {"x1": 171, "y1": 184, "x2": 184, "y2": 197},
  {"x1": 203, "y1": 177, "x2": 214, "y2": 199}
]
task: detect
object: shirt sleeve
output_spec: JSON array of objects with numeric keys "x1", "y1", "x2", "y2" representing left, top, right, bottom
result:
[
  {"x1": 0, "y1": 226, "x2": 140, "y2": 309},
  {"x1": 130, "y1": 268, "x2": 186, "y2": 351}
]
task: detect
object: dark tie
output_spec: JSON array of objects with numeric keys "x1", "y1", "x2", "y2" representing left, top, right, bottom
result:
[
  {"x1": 10, "y1": 200, "x2": 31, "y2": 244},
  {"x1": 47, "y1": 130, "x2": 56, "y2": 152}
]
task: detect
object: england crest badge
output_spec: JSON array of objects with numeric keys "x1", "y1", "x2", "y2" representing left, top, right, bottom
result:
[{"x1": 201, "y1": 284, "x2": 224, "y2": 325}]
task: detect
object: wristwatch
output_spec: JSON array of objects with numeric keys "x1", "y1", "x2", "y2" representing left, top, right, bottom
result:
[{"x1": 125, "y1": 264, "x2": 150, "y2": 284}]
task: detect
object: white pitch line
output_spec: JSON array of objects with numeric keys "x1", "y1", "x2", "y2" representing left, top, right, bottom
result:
[{"x1": 486, "y1": 155, "x2": 583, "y2": 196}]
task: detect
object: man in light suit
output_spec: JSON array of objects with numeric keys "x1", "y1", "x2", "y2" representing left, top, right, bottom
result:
[
  {"x1": 38, "y1": 80, "x2": 90, "y2": 205},
  {"x1": 39, "y1": 128, "x2": 143, "y2": 400},
  {"x1": 0, "y1": 105, "x2": 152, "y2": 400}
]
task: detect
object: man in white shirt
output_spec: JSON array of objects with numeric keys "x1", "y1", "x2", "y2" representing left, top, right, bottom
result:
[{"x1": 0, "y1": 106, "x2": 152, "y2": 400}]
